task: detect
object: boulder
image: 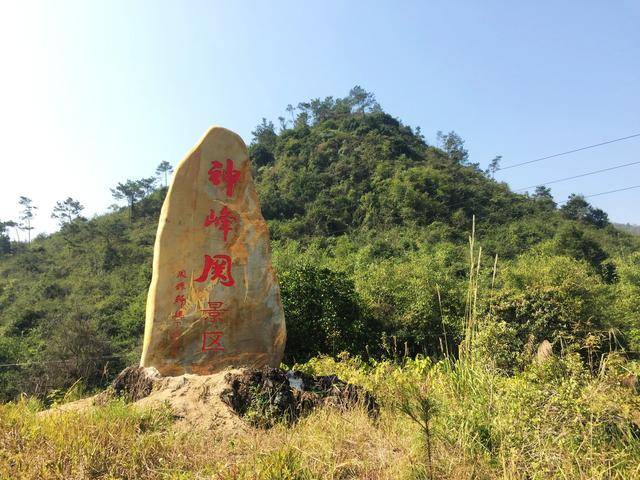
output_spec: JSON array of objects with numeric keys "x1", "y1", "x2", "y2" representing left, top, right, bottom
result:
[
  {"x1": 140, "y1": 126, "x2": 286, "y2": 376},
  {"x1": 221, "y1": 367, "x2": 379, "y2": 428},
  {"x1": 536, "y1": 339, "x2": 553, "y2": 363}
]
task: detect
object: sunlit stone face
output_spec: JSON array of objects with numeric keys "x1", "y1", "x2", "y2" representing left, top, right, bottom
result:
[{"x1": 140, "y1": 126, "x2": 286, "y2": 376}]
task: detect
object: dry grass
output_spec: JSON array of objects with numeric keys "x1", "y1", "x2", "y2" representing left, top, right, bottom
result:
[
  {"x1": 1, "y1": 354, "x2": 639, "y2": 480},
  {"x1": 0, "y1": 396, "x2": 420, "y2": 479}
]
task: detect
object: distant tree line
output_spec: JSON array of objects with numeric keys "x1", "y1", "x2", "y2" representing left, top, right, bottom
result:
[{"x1": 0, "y1": 162, "x2": 175, "y2": 256}]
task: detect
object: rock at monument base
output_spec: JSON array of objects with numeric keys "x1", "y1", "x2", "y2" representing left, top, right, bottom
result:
[
  {"x1": 140, "y1": 126, "x2": 286, "y2": 376},
  {"x1": 221, "y1": 367, "x2": 379, "y2": 428},
  {"x1": 42, "y1": 366, "x2": 378, "y2": 433},
  {"x1": 110, "y1": 365, "x2": 160, "y2": 402}
]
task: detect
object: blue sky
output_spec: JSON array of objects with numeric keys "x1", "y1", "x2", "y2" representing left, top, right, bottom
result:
[{"x1": 1, "y1": 1, "x2": 639, "y2": 235}]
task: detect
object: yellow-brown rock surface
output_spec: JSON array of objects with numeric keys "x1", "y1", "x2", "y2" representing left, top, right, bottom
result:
[{"x1": 140, "y1": 126, "x2": 286, "y2": 376}]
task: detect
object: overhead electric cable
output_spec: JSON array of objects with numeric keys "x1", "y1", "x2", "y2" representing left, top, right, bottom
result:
[
  {"x1": 583, "y1": 184, "x2": 640, "y2": 199},
  {"x1": 497, "y1": 133, "x2": 640, "y2": 171},
  {"x1": 278, "y1": 182, "x2": 640, "y2": 237},
  {"x1": 0, "y1": 354, "x2": 126, "y2": 369},
  {"x1": 514, "y1": 160, "x2": 640, "y2": 192}
]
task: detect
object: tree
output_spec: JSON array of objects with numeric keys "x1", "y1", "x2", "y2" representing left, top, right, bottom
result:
[
  {"x1": 437, "y1": 131, "x2": 469, "y2": 165},
  {"x1": 250, "y1": 118, "x2": 278, "y2": 168},
  {"x1": 554, "y1": 223, "x2": 614, "y2": 281},
  {"x1": 485, "y1": 155, "x2": 502, "y2": 177},
  {"x1": 0, "y1": 221, "x2": 12, "y2": 255},
  {"x1": 155, "y1": 161, "x2": 173, "y2": 187},
  {"x1": 533, "y1": 185, "x2": 553, "y2": 199},
  {"x1": 347, "y1": 85, "x2": 380, "y2": 115},
  {"x1": 18, "y1": 196, "x2": 36, "y2": 244},
  {"x1": 110, "y1": 178, "x2": 156, "y2": 222},
  {"x1": 51, "y1": 197, "x2": 84, "y2": 227},
  {"x1": 249, "y1": 143, "x2": 276, "y2": 168},
  {"x1": 560, "y1": 194, "x2": 590, "y2": 221},
  {"x1": 1, "y1": 220, "x2": 19, "y2": 243},
  {"x1": 251, "y1": 118, "x2": 277, "y2": 149},
  {"x1": 278, "y1": 265, "x2": 373, "y2": 363},
  {"x1": 138, "y1": 177, "x2": 157, "y2": 196},
  {"x1": 294, "y1": 110, "x2": 310, "y2": 129},
  {"x1": 585, "y1": 207, "x2": 609, "y2": 229},
  {"x1": 532, "y1": 185, "x2": 557, "y2": 210},
  {"x1": 286, "y1": 104, "x2": 296, "y2": 123},
  {"x1": 561, "y1": 194, "x2": 609, "y2": 229},
  {"x1": 45, "y1": 310, "x2": 112, "y2": 389},
  {"x1": 278, "y1": 116, "x2": 288, "y2": 132},
  {"x1": 309, "y1": 96, "x2": 338, "y2": 123}
]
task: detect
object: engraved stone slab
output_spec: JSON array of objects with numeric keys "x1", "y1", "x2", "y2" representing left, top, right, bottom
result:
[{"x1": 140, "y1": 126, "x2": 286, "y2": 376}]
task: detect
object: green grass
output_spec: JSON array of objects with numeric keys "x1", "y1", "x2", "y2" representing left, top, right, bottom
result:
[{"x1": 1, "y1": 353, "x2": 639, "y2": 479}]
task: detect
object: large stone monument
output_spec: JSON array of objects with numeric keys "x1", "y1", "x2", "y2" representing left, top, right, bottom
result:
[{"x1": 140, "y1": 126, "x2": 286, "y2": 376}]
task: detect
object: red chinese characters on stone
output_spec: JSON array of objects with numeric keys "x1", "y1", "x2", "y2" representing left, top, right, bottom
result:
[
  {"x1": 201, "y1": 330, "x2": 224, "y2": 352},
  {"x1": 170, "y1": 269, "x2": 189, "y2": 356},
  {"x1": 204, "y1": 206, "x2": 238, "y2": 242},
  {"x1": 174, "y1": 294, "x2": 186, "y2": 309},
  {"x1": 194, "y1": 254, "x2": 235, "y2": 286},
  {"x1": 200, "y1": 301, "x2": 227, "y2": 325},
  {"x1": 208, "y1": 159, "x2": 240, "y2": 197},
  {"x1": 201, "y1": 302, "x2": 226, "y2": 353}
]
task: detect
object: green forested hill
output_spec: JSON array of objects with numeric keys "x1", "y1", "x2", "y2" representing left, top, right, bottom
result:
[{"x1": 1, "y1": 88, "x2": 639, "y2": 400}]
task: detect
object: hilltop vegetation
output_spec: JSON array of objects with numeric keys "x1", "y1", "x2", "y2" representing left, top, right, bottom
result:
[{"x1": 0, "y1": 87, "x2": 639, "y2": 403}]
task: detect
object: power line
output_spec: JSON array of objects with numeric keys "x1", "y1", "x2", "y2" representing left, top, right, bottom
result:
[
  {"x1": 273, "y1": 184, "x2": 638, "y2": 238},
  {"x1": 308, "y1": 177, "x2": 640, "y2": 236},
  {"x1": 497, "y1": 133, "x2": 640, "y2": 171},
  {"x1": 514, "y1": 160, "x2": 640, "y2": 192},
  {"x1": 0, "y1": 354, "x2": 127, "y2": 369},
  {"x1": 583, "y1": 184, "x2": 640, "y2": 199}
]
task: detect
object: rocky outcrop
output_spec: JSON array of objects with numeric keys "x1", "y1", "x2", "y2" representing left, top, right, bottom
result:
[{"x1": 221, "y1": 367, "x2": 379, "y2": 428}]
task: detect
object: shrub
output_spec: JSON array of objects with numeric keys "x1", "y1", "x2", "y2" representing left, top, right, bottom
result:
[
  {"x1": 488, "y1": 252, "x2": 612, "y2": 370},
  {"x1": 279, "y1": 265, "x2": 373, "y2": 363}
]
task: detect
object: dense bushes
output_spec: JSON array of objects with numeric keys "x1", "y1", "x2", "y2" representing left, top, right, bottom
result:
[
  {"x1": 613, "y1": 252, "x2": 640, "y2": 352},
  {"x1": 279, "y1": 265, "x2": 373, "y2": 363}
]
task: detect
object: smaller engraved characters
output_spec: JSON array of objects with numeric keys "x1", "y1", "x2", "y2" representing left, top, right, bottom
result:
[
  {"x1": 174, "y1": 294, "x2": 186, "y2": 309},
  {"x1": 170, "y1": 270, "x2": 188, "y2": 357}
]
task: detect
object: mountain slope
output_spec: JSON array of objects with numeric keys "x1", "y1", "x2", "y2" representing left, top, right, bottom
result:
[{"x1": 0, "y1": 88, "x2": 639, "y2": 400}]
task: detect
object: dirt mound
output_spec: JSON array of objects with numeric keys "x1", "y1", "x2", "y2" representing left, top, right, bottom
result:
[
  {"x1": 133, "y1": 367, "x2": 248, "y2": 433},
  {"x1": 44, "y1": 366, "x2": 377, "y2": 433}
]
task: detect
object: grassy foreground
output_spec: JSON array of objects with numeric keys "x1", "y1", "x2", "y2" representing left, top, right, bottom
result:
[{"x1": 1, "y1": 354, "x2": 639, "y2": 480}]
